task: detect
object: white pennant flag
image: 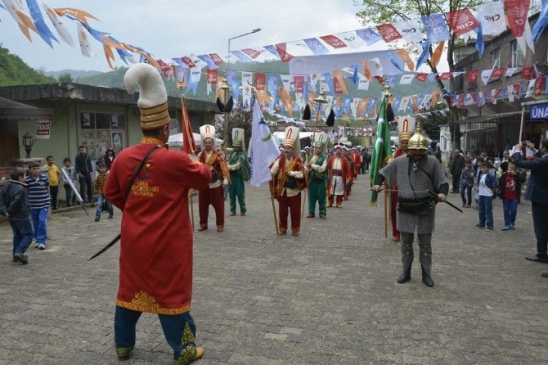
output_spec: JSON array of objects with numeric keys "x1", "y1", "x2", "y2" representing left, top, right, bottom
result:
[
  {"x1": 481, "y1": 69, "x2": 493, "y2": 85},
  {"x1": 280, "y1": 75, "x2": 292, "y2": 93},
  {"x1": 477, "y1": 3, "x2": 507, "y2": 36},
  {"x1": 505, "y1": 68, "x2": 521, "y2": 77},
  {"x1": 77, "y1": 23, "x2": 92, "y2": 57},
  {"x1": 464, "y1": 94, "x2": 474, "y2": 106},
  {"x1": 241, "y1": 72, "x2": 254, "y2": 110},
  {"x1": 393, "y1": 19, "x2": 424, "y2": 43},
  {"x1": 507, "y1": 85, "x2": 515, "y2": 102},
  {"x1": 399, "y1": 74, "x2": 415, "y2": 85},
  {"x1": 399, "y1": 97, "x2": 410, "y2": 111},
  {"x1": 525, "y1": 79, "x2": 536, "y2": 98},
  {"x1": 337, "y1": 31, "x2": 366, "y2": 49},
  {"x1": 357, "y1": 74, "x2": 370, "y2": 90},
  {"x1": 249, "y1": 102, "x2": 280, "y2": 187},
  {"x1": 350, "y1": 98, "x2": 361, "y2": 118}
]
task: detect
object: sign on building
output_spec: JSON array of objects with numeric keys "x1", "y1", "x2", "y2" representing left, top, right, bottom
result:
[{"x1": 530, "y1": 103, "x2": 548, "y2": 120}]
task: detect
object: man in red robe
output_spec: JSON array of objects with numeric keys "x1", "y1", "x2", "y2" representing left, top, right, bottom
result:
[
  {"x1": 270, "y1": 126, "x2": 307, "y2": 236},
  {"x1": 197, "y1": 125, "x2": 231, "y2": 232},
  {"x1": 352, "y1": 147, "x2": 362, "y2": 179},
  {"x1": 104, "y1": 63, "x2": 211, "y2": 364},
  {"x1": 327, "y1": 144, "x2": 352, "y2": 208}
]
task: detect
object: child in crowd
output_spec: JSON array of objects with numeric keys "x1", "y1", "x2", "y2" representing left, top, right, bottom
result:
[
  {"x1": 43, "y1": 155, "x2": 61, "y2": 210},
  {"x1": 94, "y1": 162, "x2": 113, "y2": 222},
  {"x1": 460, "y1": 159, "x2": 475, "y2": 208},
  {"x1": 61, "y1": 157, "x2": 77, "y2": 207},
  {"x1": 498, "y1": 162, "x2": 526, "y2": 231},
  {"x1": 0, "y1": 169, "x2": 33, "y2": 264},
  {"x1": 26, "y1": 161, "x2": 50, "y2": 250},
  {"x1": 475, "y1": 161, "x2": 498, "y2": 231}
]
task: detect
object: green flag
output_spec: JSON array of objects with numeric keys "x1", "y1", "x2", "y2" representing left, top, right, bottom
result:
[{"x1": 369, "y1": 95, "x2": 393, "y2": 205}]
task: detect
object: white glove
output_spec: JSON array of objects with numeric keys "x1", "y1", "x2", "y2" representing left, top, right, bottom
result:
[
  {"x1": 287, "y1": 171, "x2": 296, "y2": 177},
  {"x1": 222, "y1": 178, "x2": 228, "y2": 186},
  {"x1": 311, "y1": 164, "x2": 319, "y2": 171}
]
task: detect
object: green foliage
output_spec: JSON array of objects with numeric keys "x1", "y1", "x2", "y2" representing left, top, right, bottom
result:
[
  {"x1": 58, "y1": 73, "x2": 74, "y2": 83},
  {"x1": 0, "y1": 45, "x2": 55, "y2": 86}
]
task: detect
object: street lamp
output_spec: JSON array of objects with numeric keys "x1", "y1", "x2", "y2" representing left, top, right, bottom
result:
[
  {"x1": 224, "y1": 28, "x2": 261, "y2": 147},
  {"x1": 22, "y1": 131, "x2": 34, "y2": 158},
  {"x1": 227, "y1": 28, "x2": 261, "y2": 72}
]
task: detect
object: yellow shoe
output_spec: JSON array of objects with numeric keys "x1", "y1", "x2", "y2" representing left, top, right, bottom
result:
[{"x1": 194, "y1": 347, "x2": 204, "y2": 361}]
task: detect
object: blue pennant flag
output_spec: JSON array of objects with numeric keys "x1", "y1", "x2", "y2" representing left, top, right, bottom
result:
[
  {"x1": 26, "y1": 0, "x2": 59, "y2": 48},
  {"x1": 416, "y1": 41, "x2": 431, "y2": 70},
  {"x1": 303, "y1": 38, "x2": 329, "y2": 56}
]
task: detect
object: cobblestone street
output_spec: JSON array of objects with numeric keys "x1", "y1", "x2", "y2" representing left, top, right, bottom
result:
[{"x1": 1, "y1": 174, "x2": 547, "y2": 365}]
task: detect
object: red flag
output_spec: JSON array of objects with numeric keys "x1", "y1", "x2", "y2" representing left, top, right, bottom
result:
[
  {"x1": 255, "y1": 72, "x2": 266, "y2": 91},
  {"x1": 535, "y1": 77, "x2": 545, "y2": 96},
  {"x1": 521, "y1": 66, "x2": 535, "y2": 80},
  {"x1": 206, "y1": 69, "x2": 217, "y2": 85},
  {"x1": 319, "y1": 35, "x2": 347, "y2": 49},
  {"x1": 439, "y1": 72, "x2": 452, "y2": 81},
  {"x1": 446, "y1": 9, "x2": 479, "y2": 36},
  {"x1": 241, "y1": 48, "x2": 261, "y2": 59},
  {"x1": 275, "y1": 43, "x2": 293, "y2": 63},
  {"x1": 491, "y1": 68, "x2": 506, "y2": 79},
  {"x1": 293, "y1": 75, "x2": 304, "y2": 93},
  {"x1": 209, "y1": 53, "x2": 224, "y2": 65},
  {"x1": 505, "y1": 0, "x2": 531, "y2": 38},
  {"x1": 181, "y1": 97, "x2": 197, "y2": 154},
  {"x1": 415, "y1": 73, "x2": 428, "y2": 82},
  {"x1": 376, "y1": 24, "x2": 402, "y2": 43},
  {"x1": 181, "y1": 56, "x2": 196, "y2": 68},
  {"x1": 467, "y1": 70, "x2": 479, "y2": 83}
]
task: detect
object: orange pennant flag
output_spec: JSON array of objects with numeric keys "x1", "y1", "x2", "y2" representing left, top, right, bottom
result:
[
  {"x1": 431, "y1": 42, "x2": 445, "y2": 68},
  {"x1": 53, "y1": 8, "x2": 99, "y2": 25},
  {"x1": 395, "y1": 50, "x2": 415, "y2": 71},
  {"x1": 279, "y1": 87, "x2": 293, "y2": 117},
  {"x1": 430, "y1": 90, "x2": 440, "y2": 108},
  {"x1": 362, "y1": 61, "x2": 371, "y2": 81},
  {"x1": 103, "y1": 45, "x2": 116, "y2": 70},
  {"x1": 332, "y1": 70, "x2": 348, "y2": 95}
]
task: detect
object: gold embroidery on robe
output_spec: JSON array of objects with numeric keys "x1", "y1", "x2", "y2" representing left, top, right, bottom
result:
[{"x1": 116, "y1": 291, "x2": 191, "y2": 315}]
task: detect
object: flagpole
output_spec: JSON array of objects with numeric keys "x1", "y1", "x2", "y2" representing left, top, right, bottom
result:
[
  {"x1": 383, "y1": 181, "x2": 388, "y2": 238},
  {"x1": 180, "y1": 91, "x2": 197, "y2": 231}
]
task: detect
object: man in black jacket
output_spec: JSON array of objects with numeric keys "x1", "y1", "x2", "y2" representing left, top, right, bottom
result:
[
  {"x1": 450, "y1": 149, "x2": 465, "y2": 193},
  {"x1": 0, "y1": 169, "x2": 33, "y2": 264},
  {"x1": 513, "y1": 139, "x2": 548, "y2": 264},
  {"x1": 75, "y1": 145, "x2": 93, "y2": 204}
]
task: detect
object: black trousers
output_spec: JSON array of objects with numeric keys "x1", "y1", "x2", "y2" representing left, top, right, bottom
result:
[
  {"x1": 532, "y1": 201, "x2": 548, "y2": 257},
  {"x1": 79, "y1": 174, "x2": 93, "y2": 203},
  {"x1": 50, "y1": 185, "x2": 58, "y2": 209}
]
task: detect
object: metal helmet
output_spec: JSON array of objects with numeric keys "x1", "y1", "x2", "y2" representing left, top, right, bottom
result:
[{"x1": 407, "y1": 122, "x2": 428, "y2": 150}]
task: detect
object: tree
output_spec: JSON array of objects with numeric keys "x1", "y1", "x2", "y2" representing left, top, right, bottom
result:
[
  {"x1": 58, "y1": 72, "x2": 74, "y2": 83},
  {"x1": 355, "y1": 0, "x2": 489, "y2": 149}
]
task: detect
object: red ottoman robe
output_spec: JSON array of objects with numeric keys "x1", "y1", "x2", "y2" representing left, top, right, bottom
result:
[{"x1": 104, "y1": 140, "x2": 211, "y2": 314}]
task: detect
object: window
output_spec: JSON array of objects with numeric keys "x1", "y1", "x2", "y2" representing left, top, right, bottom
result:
[
  {"x1": 511, "y1": 41, "x2": 524, "y2": 67},
  {"x1": 79, "y1": 112, "x2": 125, "y2": 159},
  {"x1": 491, "y1": 48, "x2": 501, "y2": 69}
]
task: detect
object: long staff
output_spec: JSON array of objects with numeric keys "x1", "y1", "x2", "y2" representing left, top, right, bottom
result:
[
  {"x1": 270, "y1": 186, "x2": 279, "y2": 235},
  {"x1": 383, "y1": 181, "x2": 388, "y2": 238}
]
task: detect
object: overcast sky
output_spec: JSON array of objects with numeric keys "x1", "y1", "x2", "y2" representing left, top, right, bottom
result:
[{"x1": 0, "y1": 0, "x2": 380, "y2": 73}]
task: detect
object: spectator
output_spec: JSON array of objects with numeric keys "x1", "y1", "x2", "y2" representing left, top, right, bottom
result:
[
  {"x1": 75, "y1": 146, "x2": 93, "y2": 204},
  {"x1": 0, "y1": 169, "x2": 33, "y2": 264},
  {"x1": 26, "y1": 162, "x2": 50, "y2": 250},
  {"x1": 61, "y1": 158, "x2": 77, "y2": 207},
  {"x1": 450, "y1": 149, "x2": 465, "y2": 193},
  {"x1": 43, "y1": 155, "x2": 61, "y2": 210}
]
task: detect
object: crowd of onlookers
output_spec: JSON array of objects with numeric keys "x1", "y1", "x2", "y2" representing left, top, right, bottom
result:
[{"x1": 0, "y1": 145, "x2": 117, "y2": 265}]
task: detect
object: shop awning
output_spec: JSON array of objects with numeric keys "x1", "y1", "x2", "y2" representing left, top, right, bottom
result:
[{"x1": 0, "y1": 97, "x2": 53, "y2": 120}]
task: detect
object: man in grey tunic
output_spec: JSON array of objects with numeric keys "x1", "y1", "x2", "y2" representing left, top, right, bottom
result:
[{"x1": 372, "y1": 124, "x2": 448, "y2": 287}]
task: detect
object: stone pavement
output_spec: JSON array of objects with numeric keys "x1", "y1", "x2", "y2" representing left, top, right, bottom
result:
[{"x1": 1, "y1": 174, "x2": 547, "y2": 365}]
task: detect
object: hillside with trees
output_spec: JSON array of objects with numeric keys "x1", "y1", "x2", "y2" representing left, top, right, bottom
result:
[{"x1": 0, "y1": 45, "x2": 56, "y2": 85}]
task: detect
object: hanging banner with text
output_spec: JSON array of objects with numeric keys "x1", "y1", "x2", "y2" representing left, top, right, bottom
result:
[{"x1": 36, "y1": 118, "x2": 52, "y2": 140}]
